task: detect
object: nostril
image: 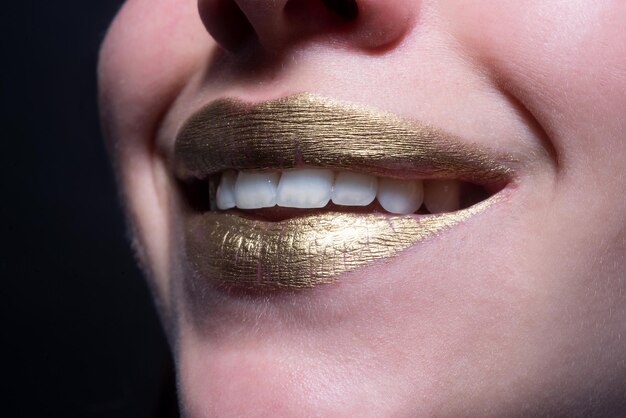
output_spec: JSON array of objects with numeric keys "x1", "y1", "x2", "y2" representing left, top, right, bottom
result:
[
  {"x1": 280, "y1": 0, "x2": 359, "y2": 47},
  {"x1": 320, "y1": 0, "x2": 358, "y2": 21},
  {"x1": 198, "y1": 0, "x2": 256, "y2": 51},
  {"x1": 284, "y1": 0, "x2": 359, "y2": 26}
]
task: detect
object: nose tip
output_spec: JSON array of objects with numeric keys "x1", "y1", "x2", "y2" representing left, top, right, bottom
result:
[{"x1": 198, "y1": 0, "x2": 416, "y2": 53}]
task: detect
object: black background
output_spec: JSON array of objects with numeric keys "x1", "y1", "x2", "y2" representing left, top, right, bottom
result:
[{"x1": 2, "y1": 2, "x2": 178, "y2": 417}]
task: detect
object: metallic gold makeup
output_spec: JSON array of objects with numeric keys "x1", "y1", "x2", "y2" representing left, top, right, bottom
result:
[
  {"x1": 174, "y1": 93, "x2": 514, "y2": 290},
  {"x1": 185, "y1": 198, "x2": 500, "y2": 290},
  {"x1": 174, "y1": 93, "x2": 513, "y2": 183}
]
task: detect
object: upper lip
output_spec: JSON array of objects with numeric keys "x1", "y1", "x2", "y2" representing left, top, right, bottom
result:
[{"x1": 173, "y1": 93, "x2": 515, "y2": 185}]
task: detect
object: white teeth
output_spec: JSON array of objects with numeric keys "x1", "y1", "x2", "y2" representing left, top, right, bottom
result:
[
  {"x1": 377, "y1": 178, "x2": 424, "y2": 214},
  {"x1": 218, "y1": 170, "x2": 467, "y2": 214},
  {"x1": 331, "y1": 172, "x2": 377, "y2": 206},
  {"x1": 423, "y1": 180, "x2": 460, "y2": 213},
  {"x1": 216, "y1": 170, "x2": 237, "y2": 210},
  {"x1": 276, "y1": 169, "x2": 333, "y2": 208},
  {"x1": 234, "y1": 171, "x2": 280, "y2": 209}
]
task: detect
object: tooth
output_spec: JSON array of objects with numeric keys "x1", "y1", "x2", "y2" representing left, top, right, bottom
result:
[
  {"x1": 423, "y1": 180, "x2": 460, "y2": 213},
  {"x1": 234, "y1": 171, "x2": 280, "y2": 209},
  {"x1": 331, "y1": 171, "x2": 377, "y2": 206},
  {"x1": 216, "y1": 170, "x2": 237, "y2": 210},
  {"x1": 377, "y1": 178, "x2": 423, "y2": 214},
  {"x1": 276, "y1": 168, "x2": 333, "y2": 208}
]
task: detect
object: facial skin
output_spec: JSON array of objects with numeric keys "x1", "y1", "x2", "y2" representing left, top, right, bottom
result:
[{"x1": 98, "y1": 0, "x2": 626, "y2": 416}]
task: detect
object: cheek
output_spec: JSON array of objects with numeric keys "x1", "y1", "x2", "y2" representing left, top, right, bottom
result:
[
  {"x1": 445, "y1": 0, "x2": 626, "y2": 164},
  {"x1": 98, "y1": 0, "x2": 210, "y2": 301},
  {"x1": 99, "y1": 0, "x2": 207, "y2": 149},
  {"x1": 445, "y1": 0, "x2": 626, "y2": 389},
  {"x1": 446, "y1": 0, "x2": 626, "y2": 261}
]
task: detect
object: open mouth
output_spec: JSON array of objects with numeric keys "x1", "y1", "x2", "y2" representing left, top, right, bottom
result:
[
  {"x1": 174, "y1": 93, "x2": 515, "y2": 291},
  {"x1": 184, "y1": 169, "x2": 495, "y2": 221}
]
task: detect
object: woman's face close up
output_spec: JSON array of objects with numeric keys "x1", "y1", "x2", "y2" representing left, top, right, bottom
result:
[{"x1": 98, "y1": 0, "x2": 626, "y2": 416}]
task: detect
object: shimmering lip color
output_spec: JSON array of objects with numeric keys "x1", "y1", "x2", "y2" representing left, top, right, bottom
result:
[{"x1": 175, "y1": 93, "x2": 514, "y2": 290}]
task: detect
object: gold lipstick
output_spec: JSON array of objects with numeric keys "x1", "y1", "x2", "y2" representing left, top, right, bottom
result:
[
  {"x1": 175, "y1": 93, "x2": 513, "y2": 183},
  {"x1": 175, "y1": 94, "x2": 514, "y2": 290}
]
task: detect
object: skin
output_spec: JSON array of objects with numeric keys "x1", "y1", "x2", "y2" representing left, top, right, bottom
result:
[{"x1": 98, "y1": 0, "x2": 626, "y2": 416}]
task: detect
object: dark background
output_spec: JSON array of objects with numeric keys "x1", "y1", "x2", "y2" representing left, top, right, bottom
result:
[{"x1": 2, "y1": 2, "x2": 178, "y2": 417}]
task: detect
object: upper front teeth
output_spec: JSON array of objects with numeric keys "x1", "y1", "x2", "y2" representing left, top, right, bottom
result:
[
  {"x1": 234, "y1": 171, "x2": 280, "y2": 209},
  {"x1": 277, "y1": 168, "x2": 334, "y2": 208},
  {"x1": 216, "y1": 170, "x2": 237, "y2": 210},
  {"x1": 331, "y1": 171, "x2": 377, "y2": 206},
  {"x1": 377, "y1": 177, "x2": 423, "y2": 214},
  {"x1": 215, "y1": 169, "x2": 462, "y2": 215}
]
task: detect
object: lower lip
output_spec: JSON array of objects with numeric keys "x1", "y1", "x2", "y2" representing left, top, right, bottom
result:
[{"x1": 184, "y1": 195, "x2": 503, "y2": 291}]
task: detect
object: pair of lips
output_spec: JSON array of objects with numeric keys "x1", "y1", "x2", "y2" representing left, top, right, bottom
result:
[{"x1": 174, "y1": 93, "x2": 514, "y2": 291}]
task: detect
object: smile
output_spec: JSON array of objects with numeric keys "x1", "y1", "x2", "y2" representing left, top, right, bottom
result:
[{"x1": 174, "y1": 93, "x2": 516, "y2": 291}]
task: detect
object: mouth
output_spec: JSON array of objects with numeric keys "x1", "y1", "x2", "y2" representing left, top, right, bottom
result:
[{"x1": 174, "y1": 93, "x2": 516, "y2": 291}]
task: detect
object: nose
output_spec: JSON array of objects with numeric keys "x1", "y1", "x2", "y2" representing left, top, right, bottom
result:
[{"x1": 198, "y1": 0, "x2": 416, "y2": 53}]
